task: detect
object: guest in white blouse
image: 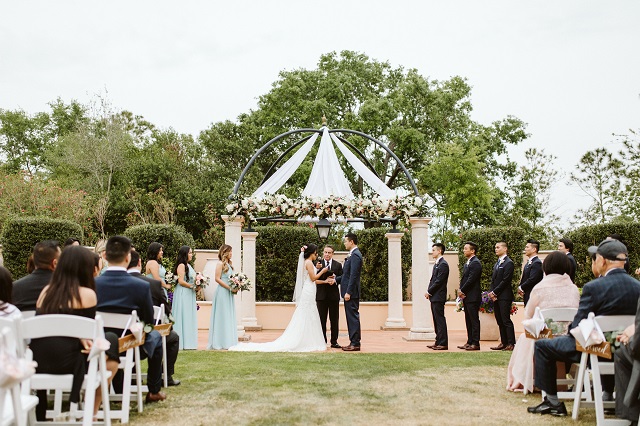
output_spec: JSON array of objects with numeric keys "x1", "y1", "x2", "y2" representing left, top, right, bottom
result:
[{"x1": 0, "y1": 266, "x2": 21, "y2": 318}]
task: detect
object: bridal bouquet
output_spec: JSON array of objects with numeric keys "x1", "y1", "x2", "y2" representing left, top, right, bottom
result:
[
  {"x1": 194, "y1": 272, "x2": 210, "y2": 289},
  {"x1": 229, "y1": 272, "x2": 252, "y2": 292}
]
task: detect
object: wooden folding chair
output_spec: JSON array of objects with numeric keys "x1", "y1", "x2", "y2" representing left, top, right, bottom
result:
[
  {"x1": 0, "y1": 323, "x2": 38, "y2": 426},
  {"x1": 97, "y1": 310, "x2": 145, "y2": 423},
  {"x1": 20, "y1": 314, "x2": 111, "y2": 426},
  {"x1": 572, "y1": 314, "x2": 635, "y2": 425}
]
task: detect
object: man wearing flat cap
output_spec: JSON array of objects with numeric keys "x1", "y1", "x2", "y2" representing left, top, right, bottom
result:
[{"x1": 527, "y1": 239, "x2": 640, "y2": 417}]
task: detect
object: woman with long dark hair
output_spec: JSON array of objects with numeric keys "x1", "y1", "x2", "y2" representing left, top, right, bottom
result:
[
  {"x1": 145, "y1": 242, "x2": 169, "y2": 292},
  {"x1": 207, "y1": 244, "x2": 239, "y2": 349},
  {"x1": 229, "y1": 243, "x2": 328, "y2": 352},
  {"x1": 172, "y1": 245, "x2": 198, "y2": 349},
  {"x1": 0, "y1": 266, "x2": 20, "y2": 318},
  {"x1": 30, "y1": 246, "x2": 119, "y2": 420}
]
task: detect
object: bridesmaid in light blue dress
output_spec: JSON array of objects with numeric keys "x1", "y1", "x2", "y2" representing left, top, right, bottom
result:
[
  {"x1": 145, "y1": 242, "x2": 170, "y2": 298},
  {"x1": 207, "y1": 244, "x2": 238, "y2": 350},
  {"x1": 172, "y1": 246, "x2": 198, "y2": 350}
]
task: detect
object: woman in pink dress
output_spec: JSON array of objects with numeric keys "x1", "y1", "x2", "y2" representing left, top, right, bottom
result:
[{"x1": 506, "y1": 251, "x2": 580, "y2": 394}]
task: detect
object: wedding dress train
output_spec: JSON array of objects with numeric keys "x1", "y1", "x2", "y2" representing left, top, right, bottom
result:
[{"x1": 229, "y1": 260, "x2": 326, "y2": 352}]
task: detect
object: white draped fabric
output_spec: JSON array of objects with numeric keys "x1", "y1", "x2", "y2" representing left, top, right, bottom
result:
[
  {"x1": 251, "y1": 127, "x2": 395, "y2": 199},
  {"x1": 252, "y1": 132, "x2": 320, "y2": 199},
  {"x1": 302, "y1": 128, "x2": 353, "y2": 197}
]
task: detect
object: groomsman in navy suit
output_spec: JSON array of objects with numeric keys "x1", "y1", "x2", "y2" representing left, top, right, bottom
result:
[
  {"x1": 458, "y1": 241, "x2": 482, "y2": 351},
  {"x1": 489, "y1": 241, "x2": 516, "y2": 351},
  {"x1": 518, "y1": 239, "x2": 543, "y2": 305},
  {"x1": 335, "y1": 233, "x2": 362, "y2": 352},
  {"x1": 426, "y1": 243, "x2": 450, "y2": 350}
]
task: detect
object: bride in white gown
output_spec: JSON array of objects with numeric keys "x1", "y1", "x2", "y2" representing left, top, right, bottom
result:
[{"x1": 229, "y1": 244, "x2": 329, "y2": 352}]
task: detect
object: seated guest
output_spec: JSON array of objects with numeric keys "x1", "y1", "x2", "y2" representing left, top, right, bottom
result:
[
  {"x1": 127, "y1": 249, "x2": 181, "y2": 386},
  {"x1": 0, "y1": 266, "x2": 20, "y2": 318},
  {"x1": 615, "y1": 297, "x2": 640, "y2": 423},
  {"x1": 63, "y1": 237, "x2": 81, "y2": 249},
  {"x1": 13, "y1": 240, "x2": 61, "y2": 312},
  {"x1": 30, "y1": 246, "x2": 119, "y2": 421},
  {"x1": 95, "y1": 236, "x2": 167, "y2": 403},
  {"x1": 528, "y1": 239, "x2": 640, "y2": 416},
  {"x1": 507, "y1": 251, "x2": 579, "y2": 393},
  {"x1": 94, "y1": 239, "x2": 108, "y2": 274}
]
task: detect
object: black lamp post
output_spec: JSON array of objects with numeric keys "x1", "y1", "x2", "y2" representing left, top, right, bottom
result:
[{"x1": 316, "y1": 218, "x2": 332, "y2": 241}]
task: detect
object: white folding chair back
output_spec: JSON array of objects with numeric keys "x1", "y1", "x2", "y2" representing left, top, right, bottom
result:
[
  {"x1": 0, "y1": 315, "x2": 24, "y2": 357},
  {"x1": 20, "y1": 314, "x2": 111, "y2": 426},
  {"x1": 0, "y1": 325, "x2": 38, "y2": 426},
  {"x1": 97, "y1": 310, "x2": 144, "y2": 423},
  {"x1": 153, "y1": 306, "x2": 163, "y2": 326},
  {"x1": 19, "y1": 311, "x2": 35, "y2": 319},
  {"x1": 540, "y1": 307, "x2": 578, "y2": 323},
  {"x1": 572, "y1": 314, "x2": 635, "y2": 425}
]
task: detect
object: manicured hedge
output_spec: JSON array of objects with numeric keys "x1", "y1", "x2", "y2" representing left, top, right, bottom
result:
[
  {"x1": 0, "y1": 216, "x2": 83, "y2": 279},
  {"x1": 196, "y1": 227, "x2": 226, "y2": 250},
  {"x1": 254, "y1": 224, "x2": 411, "y2": 302},
  {"x1": 459, "y1": 226, "x2": 527, "y2": 295},
  {"x1": 567, "y1": 222, "x2": 640, "y2": 286},
  {"x1": 124, "y1": 224, "x2": 196, "y2": 267}
]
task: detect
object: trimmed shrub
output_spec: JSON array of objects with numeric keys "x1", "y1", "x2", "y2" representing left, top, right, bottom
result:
[
  {"x1": 254, "y1": 224, "x2": 411, "y2": 302},
  {"x1": 0, "y1": 216, "x2": 83, "y2": 279},
  {"x1": 196, "y1": 227, "x2": 225, "y2": 250},
  {"x1": 567, "y1": 222, "x2": 640, "y2": 286},
  {"x1": 459, "y1": 226, "x2": 527, "y2": 295},
  {"x1": 124, "y1": 224, "x2": 196, "y2": 267}
]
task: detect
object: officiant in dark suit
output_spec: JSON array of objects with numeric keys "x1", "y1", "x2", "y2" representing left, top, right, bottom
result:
[
  {"x1": 315, "y1": 245, "x2": 342, "y2": 348},
  {"x1": 489, "y1": 241, "x2": 516, "y2": 351},
  {"x1": 426, "y1": 243, "x2": 449, "y2": 350}
]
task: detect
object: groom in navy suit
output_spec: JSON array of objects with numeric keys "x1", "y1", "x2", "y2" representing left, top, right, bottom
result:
[{"x1": 335, "y1": 233, "x2": 362, "y2": 351}]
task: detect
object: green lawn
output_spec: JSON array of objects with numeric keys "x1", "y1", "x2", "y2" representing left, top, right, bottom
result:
[{"x1": 129, "y1": 351, "x2": 598, "y2": 425}]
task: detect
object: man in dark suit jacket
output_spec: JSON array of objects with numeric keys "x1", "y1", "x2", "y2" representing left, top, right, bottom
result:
[
  {"x1": 426, "y1": 243, "x2": 450, "y2": 350},
  {"x1": 95, "y1": 236, "x2": 167, "y2": 403},
  {"x1": 458, "y1": 241, "x2": 482, "y2": 351},
  {"x1": 489, "y1": 241, "x2": 516, "y2": 351},
  {"x1": 315, "y1": 245, "x2": 342, "y2": 348},
  {"x1": 615, "y1": 297, "x2": 640, "y2": 422},
  {"x1": 558, "y1": 237, "x2": 577, "y2": 282},
  {"x1": 528, "y1": 239, "x2": 640, "y2": 416},
  {"x1": 335, "y1": 233, "x2": 362, "y2": 351},
  {"x1": 518, "y1": 239, "x2": 543, "y2": 305},
  {"x1": 12, "y1": 240, "x2": 60, "y2": 312},
  {"x1": 127, "y1": 250, "x2": 181, "y2": 386}
]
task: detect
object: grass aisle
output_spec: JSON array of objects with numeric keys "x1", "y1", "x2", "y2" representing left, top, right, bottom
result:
[{"x1": 131, "y1": 351, "x2": 597, "y2": 425}]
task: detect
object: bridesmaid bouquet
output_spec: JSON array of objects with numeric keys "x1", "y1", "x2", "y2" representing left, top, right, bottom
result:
[
  {"x1": 229, "y1": 272, "x2": 252, "y2": 292},
  {"x1": 194, "y1": 272, "x2": 210, "y2": 289}
]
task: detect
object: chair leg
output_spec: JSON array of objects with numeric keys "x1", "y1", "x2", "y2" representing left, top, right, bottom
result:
[
  {"x1": 134, "y1": 347, "x2": 144, "y2": 413},
  {"x1": 573, "y1": 353, "x2": 589, "y2": 420},
  {"x1": 162, "y1": 336, "x2": 168, "y2": 388}
]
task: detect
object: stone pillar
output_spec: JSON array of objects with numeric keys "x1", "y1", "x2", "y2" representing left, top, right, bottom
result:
[
  {"x1": 241, "y1": 231, "x2": 261, "y2": 330},
  {"x1": 407, "y1": 217, "x2": 436, "y2": 340},
  {"x1": 223, "y1": 215, "x2": 246, "y2": 338},
  {"x1": 384, "y1": 232, "x2": 406, "y2": 329}
]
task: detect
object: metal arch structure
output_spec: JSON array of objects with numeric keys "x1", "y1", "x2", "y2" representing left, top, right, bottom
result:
[{"x1": 232, "y1": 126, "x2": 419, "y2": 196}]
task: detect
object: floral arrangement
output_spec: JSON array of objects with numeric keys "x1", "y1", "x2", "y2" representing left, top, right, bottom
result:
[
  {"x1": 229, "y1": 272, "x2": 252, "y2": 292},
  {"x1": 194, "y1": 272, "x2": 210, "y2": 289},
  {"x1": 455, "y1": 291, "x2": 518, "y2": 315},
  {"x1": 225, "y1": 194, "x2": 429, "y2": 222}
]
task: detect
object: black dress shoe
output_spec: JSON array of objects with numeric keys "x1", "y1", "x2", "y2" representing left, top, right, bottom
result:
[
  {"x1": 431, "y1": 345, "x2": 448, "y2": 350},
  {"x1": 457, "y1": 344, "x2": 470, "y2": 349},
  {"x1": 330, "y1": 344, "x2": 342, "y2": 349},
  {"x1": 527, "y1": 398, "x2": 567, "y2": 416},
  {"x1": 167, "y1": 377, "x2": 181, "y2": 386},
  {"x1": 502, "y1": 345, "x2": 515, "y2": 351}
]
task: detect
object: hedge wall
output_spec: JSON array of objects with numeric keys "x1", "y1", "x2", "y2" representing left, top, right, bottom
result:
[
  {"x1": 124, "y1": 224, "x2": 196, "y2": 267},
  {"x1": 254, "y1": 225, "x2": 411, "y2": 302},
  {"x1": 0, "y1": 216, "x2": 83, "y2": 279},
  {"x1": 567, "y1": 222, "x2": 640, "y2": 286},
  {"x1": 459, "y1": 226, "x2": 527, "y2": 295}
]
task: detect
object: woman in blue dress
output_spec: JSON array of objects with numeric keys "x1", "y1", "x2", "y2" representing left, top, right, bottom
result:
[
  {"x1": 145, "y1": 242, "x2": 170, "y2": 297},
  {"x1": 207, "y1": 244, "x2": 238, "y2": 350},
  {"x1": 172, "y1": 246, "x2": 198, "y2": 349}
]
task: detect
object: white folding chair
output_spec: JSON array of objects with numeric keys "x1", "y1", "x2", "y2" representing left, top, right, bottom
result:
[
  {"x1": 0, "y1": 315, "x2": 25, "y2": 358},
  {"x1": 19, "y1": 311, "x2": 35, "y2": 319},
  {"x1": 0, "y1": 324, "x2": 38, "y2": 426},
  {"x1": 20, "y1": 314, "x2": 111, "y2": 426},
  {"x1": 97, "y1": 310, "x2": 144, "y2": 423},
  {"x1": 153, "y1": 304, "x2": 169, "y2": 388},
  {"x1": 572, "y1": 314, "x2": 635, "y2": 425}
]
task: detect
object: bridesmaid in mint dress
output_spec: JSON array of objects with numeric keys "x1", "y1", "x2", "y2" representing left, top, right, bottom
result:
[
  {"x1": 145, "y1": 242, "x2": 170, "y2": 298},
  {"x1": 172, "y1": 246, "x2": 198, "y2": 349},
  {"x1": 207, "y1": 244, "x2": 238, "y2": 350}
]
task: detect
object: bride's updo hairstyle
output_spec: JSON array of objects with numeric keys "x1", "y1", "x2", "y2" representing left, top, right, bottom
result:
[
  {"x1": 303, "y1": 244, "x2": 318, "y2": 259},
  {"x1": 218, "y1": 244, "x2": 232, "y2": 273}
]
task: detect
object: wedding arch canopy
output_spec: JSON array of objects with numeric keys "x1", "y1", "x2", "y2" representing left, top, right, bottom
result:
[{"x1": 228, "y1": 122, "x2": 426, "y2": 225}]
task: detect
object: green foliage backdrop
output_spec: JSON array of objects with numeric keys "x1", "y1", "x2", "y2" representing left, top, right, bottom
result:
[
  {"x1": 458, "y1": 226, "x2": 527, "y2": 295},
  {"x1": 124, "y1": 224, "x2": 195, "y2": 267},
  {"x1": 0, "y1": 216, "x2": 83, "y2": 279},
  {"x1": 567, "y1": 222, "x2": 640, "y2": 286}
]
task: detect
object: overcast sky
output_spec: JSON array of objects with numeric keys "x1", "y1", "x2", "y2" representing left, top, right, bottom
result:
[{"x1": 1, "y1": 1, "x2": 639, "y2": 227}]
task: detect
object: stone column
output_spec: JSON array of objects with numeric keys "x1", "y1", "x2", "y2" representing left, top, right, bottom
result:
[
  {"x1": 407, "y1": 217, "x2": 436, "y2": 340},
  {"x1": 223, "y1": 215, "x2": 246, "y2": 338},
  {"x1": 384, "y1": 232, "x2": 406, "y2": 328},
  {"x1": 241, "y1": 231, "x2": 261, "y2": 330}
]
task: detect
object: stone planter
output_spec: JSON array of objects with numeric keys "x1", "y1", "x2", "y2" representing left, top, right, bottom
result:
[{"x1": 479, "y1": 312, "x2": 500, "y2": 341}]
